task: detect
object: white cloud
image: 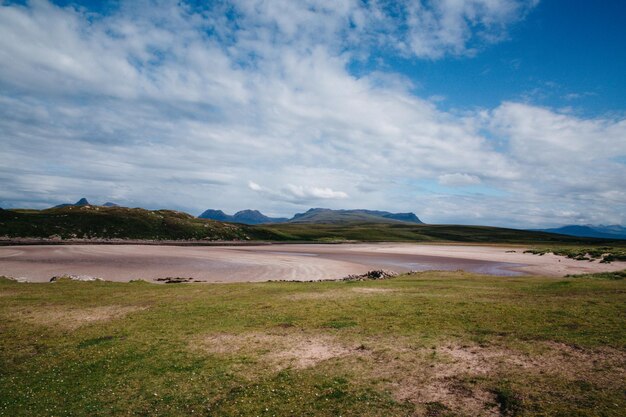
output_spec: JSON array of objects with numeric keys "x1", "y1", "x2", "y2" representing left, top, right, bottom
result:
[
  {"x1": 487, "y1": 102, "x2": 626, "y2": 196},
  {"x1": 284, "y1": 185, "x2": 349, "y2": 200},
  {"x1": 247, "y1": 181, "x2": 263, "y2": 191},
  {"x1": 371, "y1": 0, "x2": 539, "y2": 58},
  {"x1": 247, "y1": 181, "x2": 348, "y2": 204},
  {"x1": 438, "y1": 173, "x2": 482, "y2": 187},
  {"x1": 0, "y1": 0, "x2": 539, "y2": 102}
]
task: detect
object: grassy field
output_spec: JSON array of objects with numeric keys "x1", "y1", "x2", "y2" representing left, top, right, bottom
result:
[
  {"x1": 1, "y1": 271, "x2": 624, "y2": 416},
  {"x1": 253, "y1": 223, "x2": 624, "y2": 244}
]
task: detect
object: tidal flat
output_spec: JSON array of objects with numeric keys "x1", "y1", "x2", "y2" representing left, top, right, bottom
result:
[{"x1": 1, "y1": 243, "x2": 625, "y2": 283}]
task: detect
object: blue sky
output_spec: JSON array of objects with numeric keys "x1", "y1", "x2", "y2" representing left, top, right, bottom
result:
[
  {"x1": 380, "y1": 0, "x2": 626, "y2": 115},
  {"x1": 0, "y1": 0, "x2": 625, "y2": 227}
]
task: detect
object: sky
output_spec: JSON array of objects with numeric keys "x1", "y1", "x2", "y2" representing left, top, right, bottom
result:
[{"x1": 0, "y1": 0, "x2": 625, "y2": 228}]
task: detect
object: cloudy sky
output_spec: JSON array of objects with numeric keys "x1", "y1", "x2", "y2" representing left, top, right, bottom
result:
[{"x1": 1, "y1": 0, "x2": 625, "y2": 227}]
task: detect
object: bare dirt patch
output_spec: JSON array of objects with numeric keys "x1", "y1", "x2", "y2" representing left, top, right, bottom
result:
[
  {"x1": 350, "y1": 287, "x2": 397, "y2": 294},
  {"x1": 192, "y1": 331, "x2": 625, "y2": 415},
  {"x1": 528, "y1": 341, "x2": 626, "y2": 384},
  {"x1": 386, "y1": 345, "x2": 501, "y2": 416},
  {"x1": 196, "y1": 331, "x2": 356, "y2": 370},
  {"x1": 355, "y1": 340, "x2": 626, "y2": 417},
  {"x1": 12, "y1": 305, "x2": 147, "y2": 330},
  {"x1": 271, "y1": 337, "x2": 353, "y2": 369}
]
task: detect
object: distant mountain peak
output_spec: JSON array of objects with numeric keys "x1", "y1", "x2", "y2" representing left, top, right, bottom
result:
[
  {"x1": 532, "y1": 224, "x2": 626, "y2": 240},
  {"x1": 234, "y1": 209, "x2": 262, "y2": 215},
  {"x1": 53, "y1": 197, "x2": 91, "y2": 209},
  {"x1": 198, "y1": 209, "x2": 288, "y2": 225},
  {"x1": 50, "y1": 198, "x2": 124, "y2": 209},
  {"x1": 290, "y1": 208, "x2": 424, "y2": 224},
  {"x1": 198, "y1": 209, "x2": 231, "y2": 222}
]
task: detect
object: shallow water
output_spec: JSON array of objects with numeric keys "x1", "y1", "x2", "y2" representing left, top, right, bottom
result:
[{"x1": 306, "y1": 250, "x2": 524, "y2": 276}]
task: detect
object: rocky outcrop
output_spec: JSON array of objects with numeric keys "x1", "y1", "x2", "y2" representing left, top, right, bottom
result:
[
  {"x1": 50, "y1": 274, "x2": 104, "y2": 282},
  {"x1": 342, "y1": 270, "x2": 398, "y2": 281}
]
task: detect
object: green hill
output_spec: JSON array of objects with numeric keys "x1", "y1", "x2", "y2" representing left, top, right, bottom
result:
[
  {"x1": 255, "y1": 221, "x2": 622, "y2": 244},
  {"x1": 0, "y1": 206, "x2": 265, "y2": 241}
]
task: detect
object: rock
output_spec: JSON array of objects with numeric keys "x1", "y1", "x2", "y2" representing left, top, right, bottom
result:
[
  {"x1": 50, "y1": 275, "x2": 104, "y2": 282},
  {"x1": 154, "y1": 277, "x2": 194, "y2": 284},
  {"x1": 342, "y1": 270, "x2": 398, "y2": 281},
  {"x1": 2, "y1": 276, "x2": 29, "y2": 283}
]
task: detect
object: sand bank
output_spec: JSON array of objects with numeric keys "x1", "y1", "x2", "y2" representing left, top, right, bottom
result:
[{"x1": 0, "y1": 243, "x2": 623, "y2": 283}]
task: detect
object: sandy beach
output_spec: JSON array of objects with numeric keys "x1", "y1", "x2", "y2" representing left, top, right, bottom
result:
[{"x1": 0, "y1": 243, "x2": 624, "y2": 283}]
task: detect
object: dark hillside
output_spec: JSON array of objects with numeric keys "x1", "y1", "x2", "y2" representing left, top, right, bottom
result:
[{"x1": 0, "y1": 206, "x2": 258, "y2": 241}]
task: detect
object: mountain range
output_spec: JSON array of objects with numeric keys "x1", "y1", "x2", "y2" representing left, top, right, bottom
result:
[
  {"x1": 199, "y1": 207, "x2": 424, "y2": 225},
  {"x1": 532, "y1": 225, "x2": 626, "y2": 240}
]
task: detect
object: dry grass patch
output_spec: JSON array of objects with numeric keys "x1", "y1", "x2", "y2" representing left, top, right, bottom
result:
[
  {"x1": 344, "y1": 339, "x2": 626, "y2": 417},
  {"x1": 350, "y1": 287, "x2": 397, "y2": 294},
  {"x1": 284, "y1": 290, "x2": 346, "y2": 301},
  {"x1": 195, "y1": 330, "x2": 358, "y2": 370},
  {"x1": 526, "y1": 341, "x2": 626, "y2": 384},
  {"x1": 285, "y1": 287, "x2": 397, "y2": 300},
  {"x1": 12, "y1": 305, "x2": 147, "y2": 330},
  {"x1": 381, "y1": 345, "x2": 500, "y2": 417}
]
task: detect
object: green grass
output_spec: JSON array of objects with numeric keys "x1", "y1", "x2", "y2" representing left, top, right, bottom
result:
[
  {"x1": 565, "y1": 270, "x2": 626, "y2": 280},
  {"x1": 254, "y1": 222, "x2": 621, "y2": 244},
  {"x1": 1, "y1": 271, "x2": 625, "y2": 416},
  {"x1": 524, "y1": 246, "x2": 626, "y2": 262}
]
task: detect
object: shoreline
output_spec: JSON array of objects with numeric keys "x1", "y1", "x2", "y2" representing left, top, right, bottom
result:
[{"x1": 3, "y1": 237, "x2": 620, "y2": 247}]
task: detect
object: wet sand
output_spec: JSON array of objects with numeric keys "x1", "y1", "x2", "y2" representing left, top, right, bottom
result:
[{"x1": 0, "y1": 243, "x2": 624, "y2": 283}]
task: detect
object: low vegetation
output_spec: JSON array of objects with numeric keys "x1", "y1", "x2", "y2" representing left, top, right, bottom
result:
[
  {"x1": 565, "y1": 270, "x2": 626, "y2": 280},
  {"x1": 1, "y1": 271, "x2": 624, "y2": 416},
  {"x1": 523, "y1": 246, "x2": 626, "y2": 263}
]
